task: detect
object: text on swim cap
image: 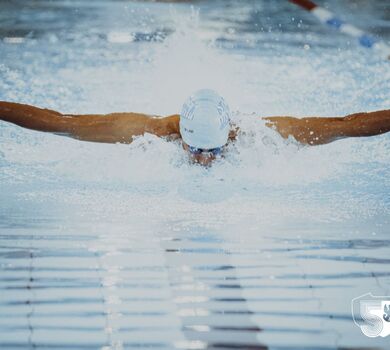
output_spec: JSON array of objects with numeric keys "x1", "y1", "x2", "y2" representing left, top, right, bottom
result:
[
  {"x1": 217, "y1": 99, "x2": 230, "y2": 129},
  {"x1": 181, "y1": 97, "x2": 196, "y2": 120}
]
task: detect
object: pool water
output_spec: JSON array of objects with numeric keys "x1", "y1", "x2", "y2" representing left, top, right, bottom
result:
[{"x1": 0, "y1": 0, "x2": 389, "y2": 349}]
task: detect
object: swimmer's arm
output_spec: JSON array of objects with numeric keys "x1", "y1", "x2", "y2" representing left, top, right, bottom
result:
[
  {"x1": 0, "y1": 101, "x2": 180, "y2": 143},
  {"x1": 263, "y1": 109, "x2": 390, "y2": 145}
]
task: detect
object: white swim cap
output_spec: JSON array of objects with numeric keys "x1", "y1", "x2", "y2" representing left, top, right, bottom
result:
[{"x1": 180, "y1": 89, "x2": 231, "y2": 149}]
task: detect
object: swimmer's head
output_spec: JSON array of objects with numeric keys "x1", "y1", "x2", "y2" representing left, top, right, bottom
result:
[
  {"x1": 180, "y1": 89, "x2": 231, "y2": 165},
  {"x1": 180, "y1": 89, "x2": 231, "y2": 150}
]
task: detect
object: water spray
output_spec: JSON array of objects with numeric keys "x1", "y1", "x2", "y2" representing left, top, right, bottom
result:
[{"x1": 289, "y1": 0, "x2": 390, "y2": 60}]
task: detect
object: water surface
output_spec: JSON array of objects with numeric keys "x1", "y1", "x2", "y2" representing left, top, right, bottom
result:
[{"x1": 0, "y1": 0, "x2": 389, "y2": 349}]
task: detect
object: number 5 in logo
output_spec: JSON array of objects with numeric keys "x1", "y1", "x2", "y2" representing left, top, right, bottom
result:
[{"x1": 352, "y1": 293, "x2": 390, "y2": 338}]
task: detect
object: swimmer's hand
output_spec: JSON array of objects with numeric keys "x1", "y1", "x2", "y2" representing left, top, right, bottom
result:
[
  {"x1": 0, "y1": 101, "x2": 180, "y2": 144},
  {"x1": 263, "y1": 109, "x2": 390, "y2": 145}
]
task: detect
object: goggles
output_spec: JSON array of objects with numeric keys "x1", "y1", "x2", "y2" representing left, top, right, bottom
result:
[{"x1": 188, "y1": 145, "x2": 223, "y2": 156}]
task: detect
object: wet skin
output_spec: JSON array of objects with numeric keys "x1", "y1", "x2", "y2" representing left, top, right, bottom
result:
[{"x1": 0, "y1": 101, "x2": 389, "y2": 165}]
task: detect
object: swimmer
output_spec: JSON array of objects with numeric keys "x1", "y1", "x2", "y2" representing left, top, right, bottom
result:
[{"x1": 0, "y1": 89, "x2": 389, "y2": 166}]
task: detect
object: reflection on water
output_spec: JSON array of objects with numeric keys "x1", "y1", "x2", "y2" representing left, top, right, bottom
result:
[{"x1": 1, "y1": 217, "x2": 389, "y2": 349}]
